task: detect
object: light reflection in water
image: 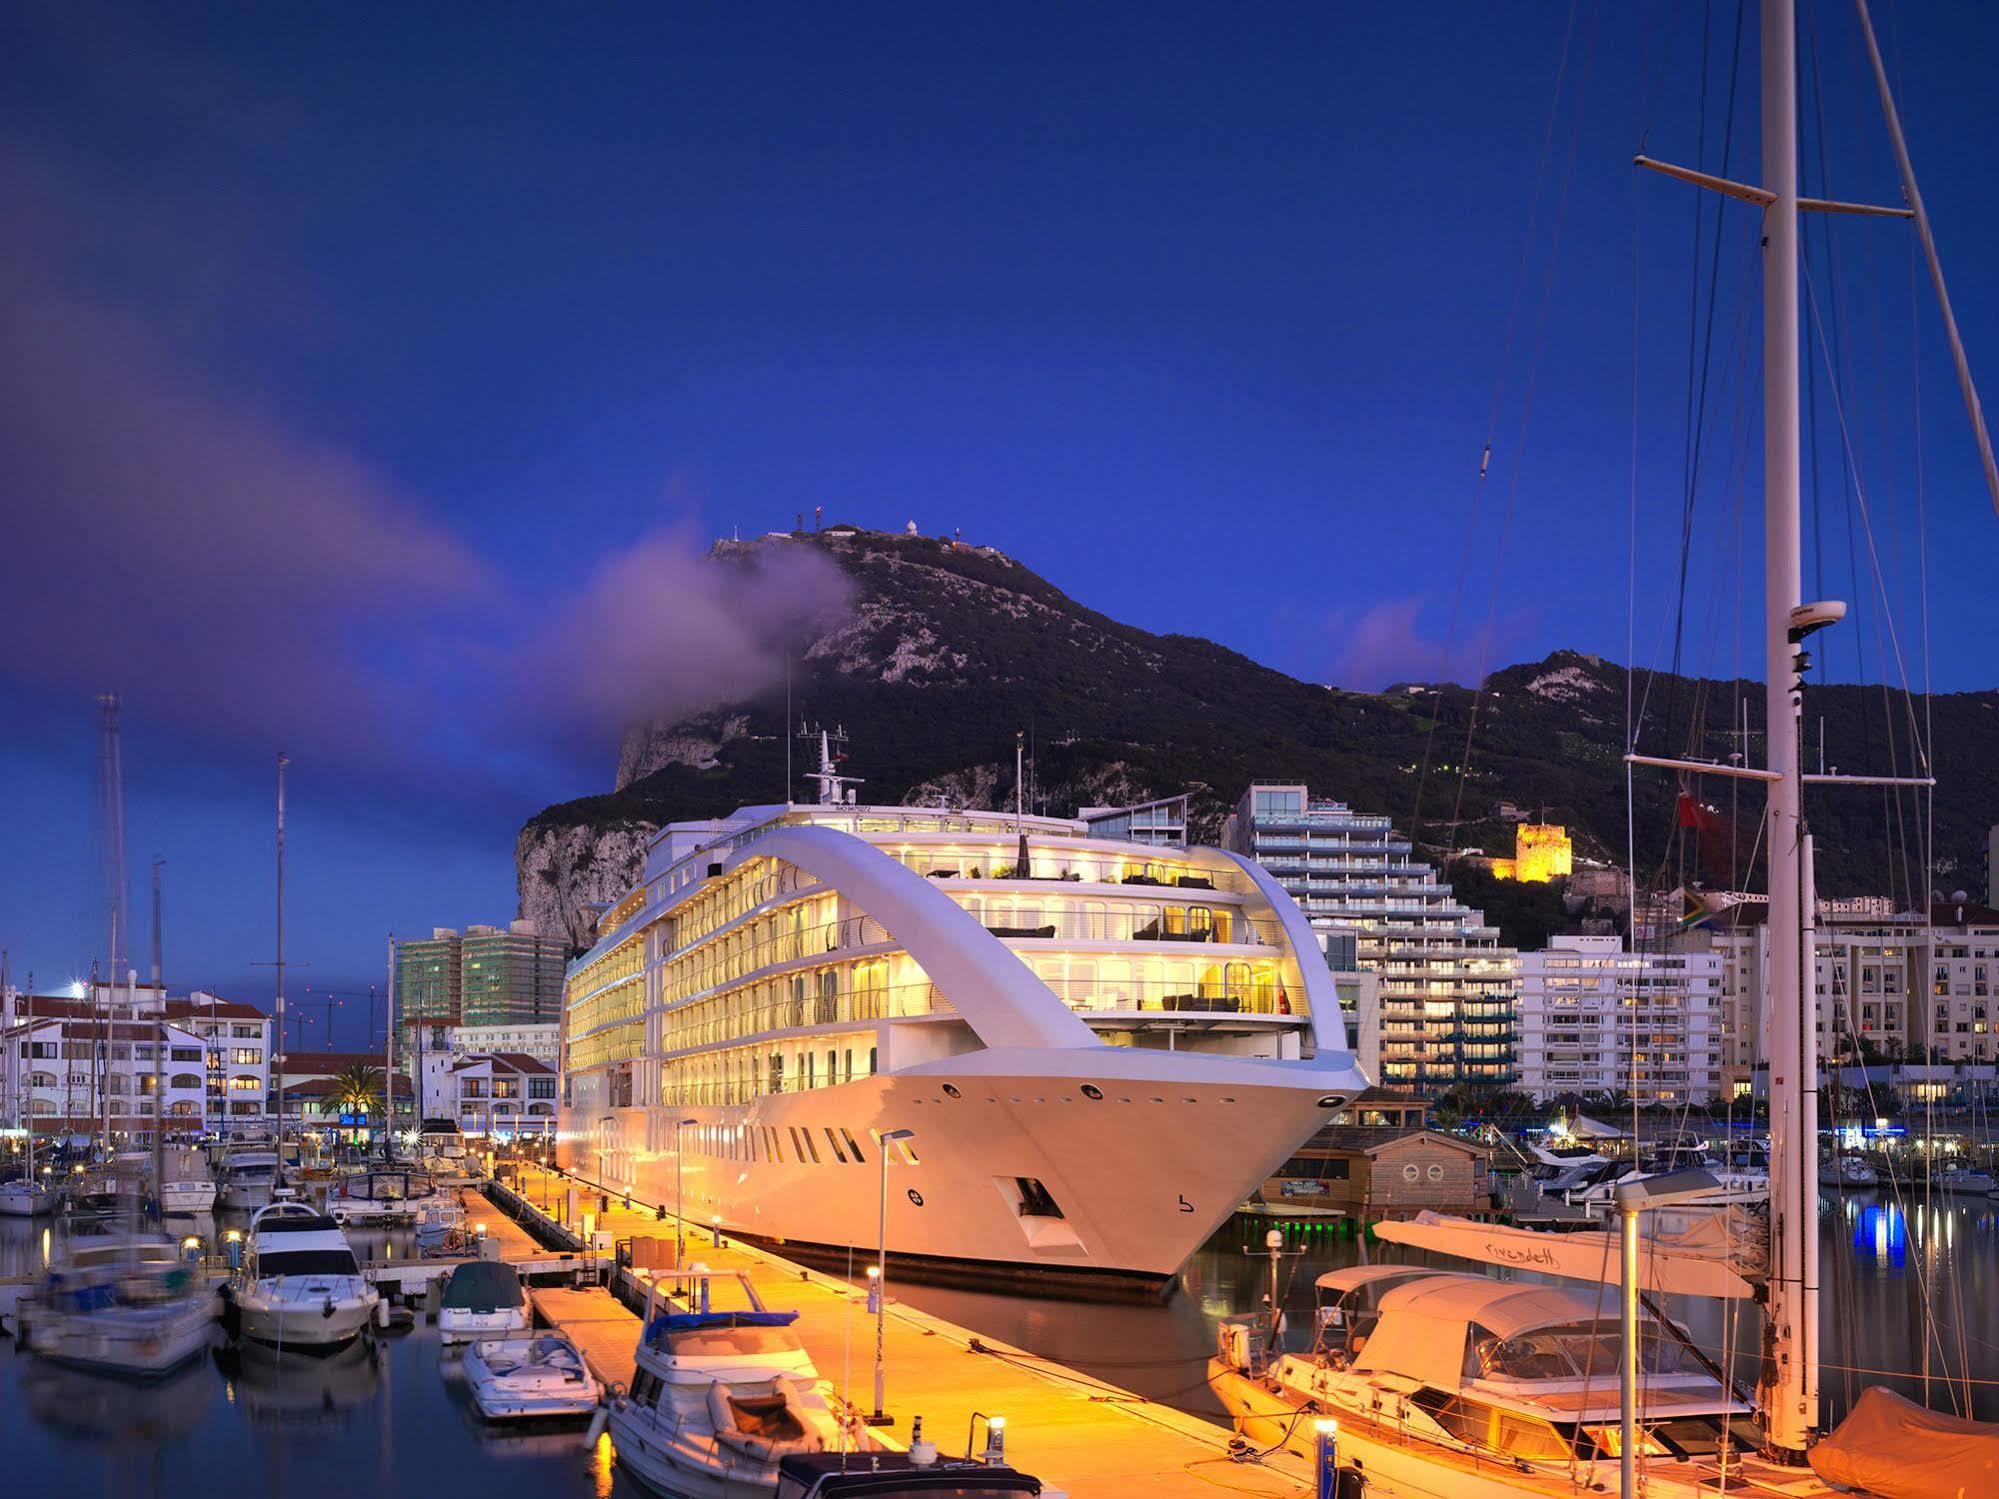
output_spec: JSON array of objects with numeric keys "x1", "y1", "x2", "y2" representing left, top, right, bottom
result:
[{"x1": 592, "y1": 1431, "x2": 616, "y2": 1499}]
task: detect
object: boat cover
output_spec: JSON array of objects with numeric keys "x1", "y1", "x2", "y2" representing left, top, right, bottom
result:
[
  {"x1": 1809, "y1": 1385, "x2": 1999, "y2": 1499},
  {"x1": 776, "y1": 1452, "x2": 1041, "y2": 1498},
  {"x1": 645, "y1": 1309, "x2": 797, "y2": 1341},
  {"x1": 441, "y1": 1261, "x2": 524, "y2": 1311},
  {"x1": 1373, "y1": 1211, "x2": 1757, "y2": 1299}
]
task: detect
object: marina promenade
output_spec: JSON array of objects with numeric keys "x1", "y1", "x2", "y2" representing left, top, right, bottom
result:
[{"x1": 507, "y1": 1162, "x2": 1312, "y2": 1498}]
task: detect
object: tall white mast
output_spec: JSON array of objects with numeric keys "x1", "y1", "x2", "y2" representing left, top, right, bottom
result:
[{"x1": 1757, "y1": 0, "x2": 1819, "y2": 1457}]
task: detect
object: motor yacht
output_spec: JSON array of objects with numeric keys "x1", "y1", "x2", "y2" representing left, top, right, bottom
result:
[
  {"x1": 775, "y1": 1453, "x2": 1045, "y2": 1499},
  {"x1": 462, "y1": 1332, "x2": 602, "y2": 1421},
  {"x1": 160, "y1": 1147, "x2": 219, "y2": 1215},
  {"x1": 22, "y1": 1233, "x2": 217, "y2": 1378},
  {"x1": 1936, "y1": 1162, "x2": 1995, "y2": 1195},
  {"x1": 1819, "y1": 1153, "x2": 1881, "y2": 1189},
  {"x1": 415, "y1": 1197, "x2": 468, "y2": 1256},
  {"x1": 217, "y1": 1148, "x2": 282, "y2": 1211},
  {"x1": 1214, "y1": 1263, "x2": 1779, "y2": 1498},
  {"x1": 0, "y1": 1174, "x2": 55, "y2": 1217},
  {"x1": 229, "y1": 1201, "x2": 379, "y2": 1351},
  {"x1": 328, "y1": 1166, "x2": 442, "y2": 1227},
  {"x1": 437, "y1": 1260, "x2": 530, "y2": 1344},
  {"x1": 607, "y1": 1272, "x2": 849, "y2": 1499}
]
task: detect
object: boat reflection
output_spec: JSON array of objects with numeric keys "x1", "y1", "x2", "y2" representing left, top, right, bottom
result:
[
  {"x1": 19, "y1": 1354, "x2": 216, "y2": 1444},
  {"x1": 216, "y1": 1336, "x2": 381, "y2": 1428}
]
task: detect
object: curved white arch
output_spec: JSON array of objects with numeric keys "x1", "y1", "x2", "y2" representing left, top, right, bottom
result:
[
  {"x1": 722, "y1": 824, "x2": 1099, "y2": 1052},
  {"x1": 1216, "y1": 850, "x2": 1353, "y2": 1056}
]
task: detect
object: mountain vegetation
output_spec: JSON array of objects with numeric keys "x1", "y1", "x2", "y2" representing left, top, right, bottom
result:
[{"x1": 518, "y1": 527, "x2": 1994, "y2": 951}]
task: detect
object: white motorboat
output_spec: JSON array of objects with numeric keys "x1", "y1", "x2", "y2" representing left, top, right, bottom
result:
[
  {"x1": 217, "y1": 1148, "x2": 282, "y2": 1211},
  {"x1": 230, "y1": 1201, "x2": 379, "y2": 1351},
  {"x1": 22, "y1": 1234, "x2": 216, "y2": 1378},
  {"x1": 437, "y1": 1260, "x2": 529, "y2": 1344},
  {"x1": 414, "y1": 1197, "x2": 468, "y2": 1256},
  {"x1": 462, "y1": 1332, "x2": 602, "y2": 1421},
  {"x1": 1214, "y1": 1260, "x2": 1791, "y2": 1499},
  {"x1": 160, "y1": 1148, "x2": 219, "y2": 1216},
  {"x1": 327, "y1": 1167, "x2": 443, "y2": 1227},
  {"x1": 1937, "y1": 1163, "x2": 1995, "y2": 1195},
  {"x1": 422, "y1": 1136, "x2": 480, "y2": 1183},
  {"x1": 608, "y1": 1274, "x2": 849, "y2": 1499},
  {"x1": 1820, "y1": 1153, "x2": 1881, "y2": 1189},
  {"x1": 774, "y1": 1453, "x2": 1046, "y2": 1499},
  {"x1": 0, "y1": 1175, "x2": 55, "y2": 1217}
]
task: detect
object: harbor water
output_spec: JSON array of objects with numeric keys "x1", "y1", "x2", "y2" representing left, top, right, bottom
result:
[{"x1": 5, "y1": 1195, "x2": 1997, "y2": 1497}]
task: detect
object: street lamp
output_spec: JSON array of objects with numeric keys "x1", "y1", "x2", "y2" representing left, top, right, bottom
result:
[
  {"x1": 674, "y1": 1118, "x2": 698, "y2": 1276},
  {"x1": 868, "y1": 1127, "x2": 916, "y2": 1426},
  {"x1": 1612, "y1": 1169, "x2": 1721, "y2": 1498}
]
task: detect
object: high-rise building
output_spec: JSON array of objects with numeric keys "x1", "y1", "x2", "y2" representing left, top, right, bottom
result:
[
  {"x1": 396, "y1": 928, "x2": 463, "y2": 1029},
  {"x1": 395, "y1": 920, "x2": 565, "y2": 1031},
  {"x1": 1516, "y1": 935, "x2": 1723, "y2": 1103},
  {"x1": 1223, "y1": 784, "x2": 1518, "y2": 1093},
  {"x1": 462, "y1": 922, "x2": 567, "y2": 1026}
]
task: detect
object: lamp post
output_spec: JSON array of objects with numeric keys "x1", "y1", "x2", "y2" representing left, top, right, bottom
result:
[
  {"x1": 868, "y1": 1127, "x2": 916, "y2": 1426},
  {"x1": 1612, "y1": 1169, "x2": 1723, "y2": 1499},
  {"x1": 674, "y1": 1118, "x2": 698, "y2": 1276}
]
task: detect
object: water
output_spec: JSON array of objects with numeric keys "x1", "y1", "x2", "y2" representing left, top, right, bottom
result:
[{"x1": 6, "y1": 1196, "x2": 1998, "y2": 1497}]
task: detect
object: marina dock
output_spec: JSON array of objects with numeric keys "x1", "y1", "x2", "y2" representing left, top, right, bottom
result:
[{"x1": 507, "y1": 1163, "x2": 1312, "y2": 1498}]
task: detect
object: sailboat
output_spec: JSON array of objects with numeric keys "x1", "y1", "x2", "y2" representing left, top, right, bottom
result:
[{"x1": 1211, "y1": 2, "x2": 1999, "y2": 1493}]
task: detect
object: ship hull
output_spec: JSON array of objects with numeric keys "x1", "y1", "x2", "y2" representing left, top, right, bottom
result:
[{"x1": 562, "y1": 1049, "x2": 1353, "y2": 1284}]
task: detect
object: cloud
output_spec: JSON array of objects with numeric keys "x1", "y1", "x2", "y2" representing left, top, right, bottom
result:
[
  {"x1": 1311, "y1": 595, "x2": 1536, "y2": 692},
  {"x1": 0, "y1": 141, "x2": 851, "y2": 811},
  {"x1": 519, "y1": 529, "x2": 854, "y2": 753}
]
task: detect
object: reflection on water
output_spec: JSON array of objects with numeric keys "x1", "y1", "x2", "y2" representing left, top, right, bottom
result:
[{"x1": 5, "y1": 1194, "x2": 1998, "y2": 1496}]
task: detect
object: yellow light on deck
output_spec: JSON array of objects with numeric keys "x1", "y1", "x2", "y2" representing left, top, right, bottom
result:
[
  {"x1": 223, "y1": 1228, "x2": 243, "y2": 1243},
  {"x1": 1314, "y1": 1417, "x2": 1339, "y2": 1437},
  {"x1": 181, "y1": 1236, "x2": 202, "y2": 1251}
]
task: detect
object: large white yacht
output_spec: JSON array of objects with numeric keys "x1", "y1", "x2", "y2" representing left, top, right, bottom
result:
[{"x1": 558, "y1": 741, "x2": 1367, "y2": 1289}]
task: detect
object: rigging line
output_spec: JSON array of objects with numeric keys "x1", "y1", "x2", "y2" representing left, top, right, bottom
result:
[
  {"x1": 1801, "y1": 271, "x2": 1929, "y2": 758},
  {"x1": 1407, "y1": 0, "x2": 1582, "y2": 851},
  {"x1": 1669, "y1": 0, "x2": 1749, "y2": 688},
  {"x1": 1446, "y1": 0, "x2": 1600, "y2": 848},
  {"x1": 1631, "y1": 225, "x2": 1762, "y2": 752}
]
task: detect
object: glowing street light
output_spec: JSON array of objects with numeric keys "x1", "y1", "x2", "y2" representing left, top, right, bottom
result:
[{"x1": 867, "y1": 1127, "x2": 916, "y2": 1426}]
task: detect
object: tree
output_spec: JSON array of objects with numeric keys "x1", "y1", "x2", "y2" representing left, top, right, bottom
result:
[{"x1": 329, "y1": 1063, "x2": 383, "y2": 1120}]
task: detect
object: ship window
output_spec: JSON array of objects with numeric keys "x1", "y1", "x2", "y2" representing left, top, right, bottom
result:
[
  {"x1": 767, "y1": 1128, "x2": 783, "y2": 1164},
  {"x1": 840, "y1": 1127, "x2": 866, "y2": 1163},
  {"x1": 868, "y1": 1047, "x2": 878, "y2": 1076},
  {"x1": 799, "y1": 1128, "x2": 821, "y2": 1165},
  {"x1": 824, "y1": 1128, "x2": 848, "y2": 1164}
]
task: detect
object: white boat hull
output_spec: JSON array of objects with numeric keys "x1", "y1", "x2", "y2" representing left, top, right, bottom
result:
[
  {"x1": 27, "y1": 1295, "x2": 216, "y2": 1379},
  {"x1": 440, "y1": 1307, "x2": 531, "y2": 1344},
  {"x1": 161, "y1": 1180, "x2": 218, "y2": 1215},
  {"x1": 234, "y1": 1282, "x2": 379, "y2": 1350},
  {"x1": 566, "y1": 1050, "x2": 1356, "y2": 1285},
  {"x1": 0, "y1": 1184, "x2": 55, "y2": 1217},
  {"x1": 463, "y1": 1336, "x2": 602, "y2": 1420},
  {"x1": 218, "y1": 1182, "x2": 276, "y2": 1212},
  {"x1": 608, "y1": 1404, "x2": 791, "y2": 1499}
]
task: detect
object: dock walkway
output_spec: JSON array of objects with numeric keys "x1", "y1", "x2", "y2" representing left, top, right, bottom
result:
[{"x1": 511, "y1": 1163, "x2": 1309, "y2": 1499}]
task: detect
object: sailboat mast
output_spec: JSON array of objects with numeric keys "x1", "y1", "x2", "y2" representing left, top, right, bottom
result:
[{"x1": 1756, "y1": 0, "x2": 1820, "y2": 1458}]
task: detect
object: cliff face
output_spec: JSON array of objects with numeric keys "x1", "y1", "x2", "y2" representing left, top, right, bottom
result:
[{"x1": 517, "y1": 527, "x2": 1999, "y2": 954}]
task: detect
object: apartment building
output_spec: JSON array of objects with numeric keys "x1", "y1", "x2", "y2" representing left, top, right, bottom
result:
[
  {"x1": 1516, "y1": 934, "x2": 1724, "y2": 1103},
  {"x1": 1224, "y1": 783, "x2": 1517, "y2": 1093}
]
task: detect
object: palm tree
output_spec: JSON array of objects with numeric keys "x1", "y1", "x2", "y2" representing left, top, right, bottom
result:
[{"x1": 329, "y1": 1062, "x2": 383, "y2": 1120}]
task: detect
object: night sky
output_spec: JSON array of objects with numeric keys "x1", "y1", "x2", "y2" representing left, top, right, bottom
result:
[{"x1": 5, "y1": 2, "x2": 1997, "y2": 1028}]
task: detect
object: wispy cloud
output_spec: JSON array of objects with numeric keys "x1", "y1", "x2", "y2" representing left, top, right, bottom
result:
[
  {"x1": 1302, "y1": 594, "x2": 1537, "y2": 692},
  {"x1": 0, "y1": 140, "x2": 849, "y2": 810}
]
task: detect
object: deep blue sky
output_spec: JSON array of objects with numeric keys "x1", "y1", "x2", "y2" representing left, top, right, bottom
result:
[{"x1": 5, "y1": 1, "x2": 1997, "y2": 1025}]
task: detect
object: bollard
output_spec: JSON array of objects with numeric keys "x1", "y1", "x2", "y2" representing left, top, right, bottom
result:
[{"x1": 1313, "y1": 1418, "x2": 1338, "y2": 1499}]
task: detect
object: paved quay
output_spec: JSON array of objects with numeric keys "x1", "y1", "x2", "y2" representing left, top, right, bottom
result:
[{"x1": 509, "y1": 1162, "x2": 1310, "y2": 1499}]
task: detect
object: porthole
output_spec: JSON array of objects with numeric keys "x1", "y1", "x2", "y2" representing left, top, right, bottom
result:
[
  {"x1": 1317, "y1": 1095, "x2": 1343, "y2": 1108},
  {"x1": 1402, "y1": 1164, "x2": 1420, "y2": 1182},
  {"x1": 1081, "y1": 1084, "x2": 1103, "y2": 1101},
  {"x1": 941, "y1": 1083, "x2": 962, "y2": 1100},
  {"x1": 1428, "y1": 1163, "x2": 1445, "y2": 1182}
]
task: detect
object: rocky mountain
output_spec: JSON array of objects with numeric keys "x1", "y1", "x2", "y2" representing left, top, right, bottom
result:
[{"x1": 518, "y1": 526, "x2": 1996, "y2": 952}]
